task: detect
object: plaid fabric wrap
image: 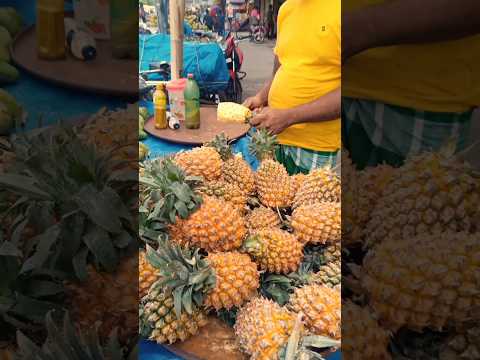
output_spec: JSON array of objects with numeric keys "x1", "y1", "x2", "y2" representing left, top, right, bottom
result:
[
  {"x1": 342, "y1": 97, "x2": 473, "y2": 168},
  {"x1": 275, "y1": 145, "x2": 339, "y2": 175}
]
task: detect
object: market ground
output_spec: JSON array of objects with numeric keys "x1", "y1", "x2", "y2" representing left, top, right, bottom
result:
[{"x1": 239, "y1": 39, "x2": 276, "y2": 100}]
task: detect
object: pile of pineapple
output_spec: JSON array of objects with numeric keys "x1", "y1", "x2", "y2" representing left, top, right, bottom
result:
[
  {"x1": 139, "y1": 130, "x2": 342, "y2": 359},
  {"x1": 342, "y1": 140, "x2": 480, "y2": 359}
]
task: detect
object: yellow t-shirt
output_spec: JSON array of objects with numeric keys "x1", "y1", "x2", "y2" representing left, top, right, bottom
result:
[
  {"x1": 268, "y1": 0, "x2": 341, "y2": 152},
  {"x1": 343, "y1": 0, "x2": 480, "y2": 113}
]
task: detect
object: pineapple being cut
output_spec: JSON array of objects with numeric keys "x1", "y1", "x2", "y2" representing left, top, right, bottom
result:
[{"x1": 217, "y1": 102, "x2": 252, "y2": 123}]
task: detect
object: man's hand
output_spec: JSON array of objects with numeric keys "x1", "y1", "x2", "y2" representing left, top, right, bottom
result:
[
  {"x1": 250, "y1": 107, "x2": 291, "y2": 135},
  {"x1": 243, "y1": 95, "x2": 265, "y2": 110}
]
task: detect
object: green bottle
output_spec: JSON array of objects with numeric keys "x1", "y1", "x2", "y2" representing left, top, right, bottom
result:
[{"x1": 184, "y1": 73, "x2": 200, "y2": 129}]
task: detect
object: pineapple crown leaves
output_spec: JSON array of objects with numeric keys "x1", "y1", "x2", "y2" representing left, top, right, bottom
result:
[
  {"x1": 145, "y1": 242, "x2": 215, "y2": 318},
  {"x1": 248, "y1": 128, "x2": 278, "y2": 161},
  {"x1": 15, "y1": 311, "x2": 137, "y2": 360},
  {"x1": 0, "y1": 239, "x2": 65, "y2": 330},
  {"x1": 0, "y1": 126, "x2": 137, "y2": 280},
  {"x1": 140, "y1": 158, "x2": 203, "y2": 224},
  {"x1": 205, "y1": 132, "x2": 234, "y2": 161}
]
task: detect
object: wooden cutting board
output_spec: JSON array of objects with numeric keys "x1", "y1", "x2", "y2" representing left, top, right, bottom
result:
[
  {"x1": 11, "y1": 25, "x2": 137, "y2": 97},
  {"x1": 144, "y1": 107, "x2": 251, "y2": 145}
]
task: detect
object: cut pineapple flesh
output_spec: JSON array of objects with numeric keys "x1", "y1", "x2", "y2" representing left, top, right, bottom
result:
[{"x1": 217, "y1": 102, "x2": 252, "y2": 123}]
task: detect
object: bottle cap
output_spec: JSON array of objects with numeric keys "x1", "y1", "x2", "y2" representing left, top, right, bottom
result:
[
  {"x1": 156, "y1": 84, "x2": 164, "y2": 90},
  {"x1": 187, "y1": 73, "x2": 194, "y2": 79}
]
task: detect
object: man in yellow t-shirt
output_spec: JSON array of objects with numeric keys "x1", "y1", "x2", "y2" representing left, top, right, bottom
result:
[
  {"x1": 243, "y1": 0, "x2": 341, "y2": 174},
  {"x1": 342, "y1": 0, "x2": 480, "y2": 169}
]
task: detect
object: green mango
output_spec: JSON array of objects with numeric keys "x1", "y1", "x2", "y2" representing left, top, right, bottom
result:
[
  {"x1": 0, "y1": 61, "x2": 18, "y2": 84},
  {"x1": 0, "y1": 102, "x2": 14, "y2": 134},
  {"x1": 0, "y1": 88, "x2": 22, "y2": 121},
  {"x1": 0, "y1": 26, "x2": 12, "y2": 47},
  {"x1": 139, "y1": 107, "x2": 149, "y2": 120},
  {"x1": 0, "y1": 46, "x2": 10, "y2": 62},
  {"x1": 0, "y1": 7, "x2": 22, "y2": 37}
]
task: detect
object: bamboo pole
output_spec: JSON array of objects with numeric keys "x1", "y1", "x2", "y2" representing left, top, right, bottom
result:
[{"x1": 169, "y1": 0, "x2": 185, "y2": 80}]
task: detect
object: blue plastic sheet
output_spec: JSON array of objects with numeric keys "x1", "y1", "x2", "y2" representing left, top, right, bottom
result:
[{"x1": 139, "y1": 34, "x2": 229, "y2": 93}]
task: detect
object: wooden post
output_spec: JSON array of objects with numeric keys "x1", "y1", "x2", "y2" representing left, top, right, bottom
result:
[{"x1": 169, "y1": 0, "x2": 185, "y2": 80}]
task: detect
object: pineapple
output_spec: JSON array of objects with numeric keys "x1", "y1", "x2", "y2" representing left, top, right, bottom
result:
[
  {"x1": 343, "y1": 163, "x2": 395, "y2": 246},
  {"x1": 293, "y1": 168, "x2": 341, "y2": 208},
  {"x1": 288, "y1": 284, "x2": 341, "y2": 339},
  {"x1": 174, "y1": 146, "x2": 223, "y2": 181},
  {"x1": 289, "y1": 173, "x2": 307, "y2": 205},
  {"x1": 217, "y1": 102, "x2": 252, "y2": 123},
  {"x1": 142, "y1": 287, "x2": 208, "y2": 344},
  {"x1": 169, "y1": 196, "x2": 247, "y2": 252},
  {"x1": 291, "y1": 202, "x2": 341, "y2": 245},
  {"x1": 146, "y1": 242, "x2": 260, "y2": 313},
  {"x1": 204, "y1": 252, "x2": 260, "y2": 310},
  {"x1": 249, "y1": 129, "x2": 291, "y2": 208},
  {"x1": 245, "y1": 205, "x2": 281, "y2": 233},
  {"x1": 244, "y1": 228, "x2": 304, "y2": 274},
  {"x1": 197, "y1": 180, "x2": 247, "y2": 212},
  {"x1": 312, "y1": 262, "x2": 341, "y2": 289},
  {"x1": 139, "y1": 250, "x2": 159, "y2": 299},
  {"x1": 360, "y1": 231, "x2": 480, "y2": 331},
  {"x1": 440, "y1": 324, "x2": 480, "y2": 360},
  {"x1": 207, "y1": 133, "x2": 256, "y2": 196},
  {"x1": 342, "y1": 301, "x2": 392, "y2": 359},
  {"x1": 66, "y1": 255, "x2": 138, "y2": 343},
  {"x1": 365, "y1": 143, "x2": 480, "y2": 248},
  {"x1": 234, "y1": 297, "x2": 296, "y2": 360}
]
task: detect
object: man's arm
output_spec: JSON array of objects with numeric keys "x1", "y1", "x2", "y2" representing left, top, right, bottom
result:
[
  {"x1": 343, "y1": 0, "x2": 480, "y2": 62},
  {"x1": 243, "y1": 55, "x2": 281, "y2": 109},
  {"x1": 250, "y1": 87, "x2": 341, "y2": 135}
]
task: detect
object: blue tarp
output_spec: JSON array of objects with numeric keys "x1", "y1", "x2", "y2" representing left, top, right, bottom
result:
[{"x1": 139, "y1": 34, "x2": 229, "y2": 93}]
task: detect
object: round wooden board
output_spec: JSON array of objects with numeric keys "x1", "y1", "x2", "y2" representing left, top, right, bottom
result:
[
  {"x1": 11, "y1": 25, "x2": 137, "y2": 97},
  {"x1": 144, "y1": 107, "x2": 251, "y2": 145},
  {"x1": 166, "y1": 316, "x2": 246, "y2": 360}
]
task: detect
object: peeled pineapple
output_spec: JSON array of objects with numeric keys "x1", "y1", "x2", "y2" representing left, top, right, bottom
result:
[
  {"x1": 234, "y1": 297, "x2": 296, "y2": 360},
  {"x1": 204, "y1": 252, "x2": 260, "y2": 310},
  {"x1": 361, "y1": 231, "x2": 480, "y2": 331},
  {"x1": 342, "y1": 301, "x2": 392, "y2": 359},
  {"x1": 142, "y1": 287, "x2": 208, "y2": 344},
  {"x1": 169, "y1": 196, "x2": 247, "y2": 252},
  {"x1": 291, "y1": 202, "x2": 341, "y2": 244},
  {"x1": 217, "y1": 102, "x2": 252, "y2": 123},
  {"x1": 244, "y1": 228, "x2": 304, "y2": 274},
  {"x1": 288, "y1": 284, "x2": 341, "y2": 339},
  {"x1": 174, "y1": 146, "x2": 222, "y2": 181},
  {"x1": 365, "y1": 146, "x2": 480, "y2": 248},
  {"x1": 245, "y1": 205, "x2": 281, "y2": 233},
  {"x1": 293, "y1": 168, "x2": 341, "y2": 208}
]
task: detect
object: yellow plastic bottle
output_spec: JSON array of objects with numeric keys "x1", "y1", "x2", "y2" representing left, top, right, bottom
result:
[
  {"x1": 36, "y1": 0, "x2": 66, "y2": 60},
  {"x1": 154, "y1": 84, "x2": 167, "y2": 129}
]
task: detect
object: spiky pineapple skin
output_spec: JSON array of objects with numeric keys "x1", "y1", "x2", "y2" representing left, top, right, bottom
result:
[
  {"x1": 255, "y1": 159, "x2": 291, "y2": 208},
  {"x1": 234, "y1": 297, "x2": 296, "y2": 360},
  {"x1": 142, "y1": 288, "x2": 208, "y2": 344},
  {"x1": 291, "y1": 202, "x2": 341, "y2": 245},
  {"x1": 362, "y1": 232, "x2": 480, "y2": 332},
  {"x1": 204, "y1": 252, "x2": 260, "y2": 310},
  {"x1": 139, "y1": 251, "x2": 159, "y2": 299},
  {"x1": 365, "y1": 151, "x2": 480, "y2": 248},
  {"x1": 174, "y1": 146, "x2": 222, "y2": 181},
  {"x1": 288, "y1": 284, "x2": 341, "y2": 339},
  {"x1": 342, "y1": 301, "x2": 392, "y2": 359},
  {"x1": 197, "y1": 180, "x2": 247, "y2": 213},
  {"x1": 222, "y1": 156, "x2": 256, "y2": 195},
  {"x1": 246, "y1": 228, "x2": 303, "y2": 274},
  {"x1": 288, "y1": 173, "x2": 307, "y2": 205},
  {"x1": 312, "y1": 262, "x2": 341, "y2": 289},
  {"x1": 66, "y1": 255, "x2": 138, "y2": 343},
  {"x1": 245, "y1": 206, "x2": 281, "y2": 234},
  {"x1": 293, "y1": 168, "x2": 340, "y2": 208},
  {"x1": 169, "y1": 196, "x2": 247, "y2": 252},
  {"x1": 440, "y1": 325, "x2": 480, "y2": 360}
]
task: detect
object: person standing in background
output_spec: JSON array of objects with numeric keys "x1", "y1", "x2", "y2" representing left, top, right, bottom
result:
[
  {"x1": 226, "y1": 3, "x2": 234, "y2": 31},
  {"x1": 249, "y1": 5, "x2": 260, "y2": 37},
  {"x1": 244, "y1": 0, "x2": 341, "y2": 173},
  {"x1": 266, "y1": 4, "x2": 274, "y2": 39}
]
